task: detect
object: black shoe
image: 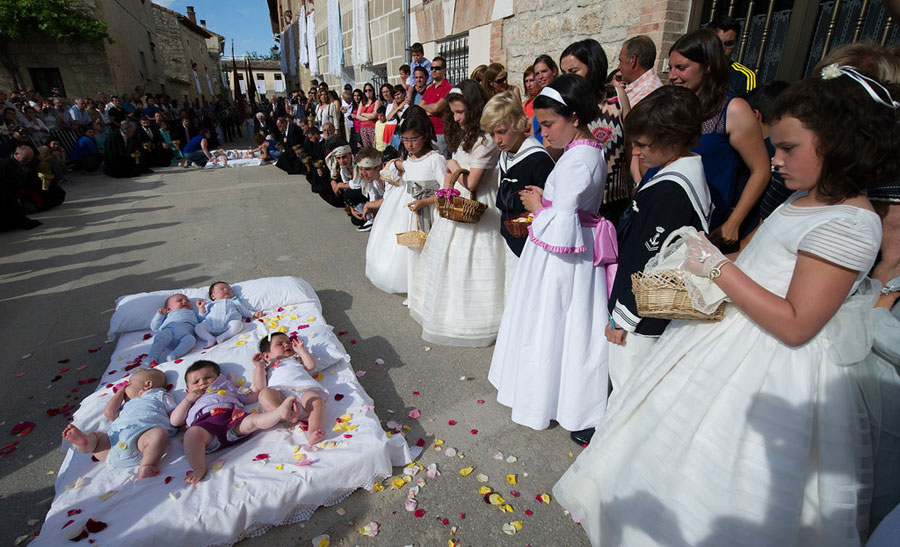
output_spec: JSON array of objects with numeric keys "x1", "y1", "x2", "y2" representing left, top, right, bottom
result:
[{"x1": 570, "y1": 427, "x2": 595, "y2": 446}]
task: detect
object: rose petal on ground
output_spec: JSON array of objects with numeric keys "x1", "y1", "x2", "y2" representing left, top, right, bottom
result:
[
  {"x1": 507, "y1": 474, "x2": 517, "y2": 485},
  {"x1": 444, "y1": 447, "x2": 457, "y2": 457},
  {"x1": 76, "y1": 365, "x2": 87, "y2": 371},
  {"x1": 478, "y1": 486, "x2": 492, "y2": 495},
  {"x1": 536, "y1": 493, "x2": 551, "y2": 504},
  {"x1": 510, "y1": 490, "x2": 520, "y2": 497},
  {"x1": 426, "y1": 463, "x2": 440, "y2": 478},
  {"x1": 337, "y1": 331, "x2": 348, "y2": 335},
  {"x1": 502, "y1": 523, "x2": 518, "y2": 535},
  {"x1": 408, "y1": 409, "x2": 420, "y2": 419},
  {"x1": 58, "y1": 358, "x2": 70, "y2": 363},
  {"x1": 414, "y1": 509, "x2": 425, "y2": 518},
  {"x1": 312, "y1": 534, "x2": 330, "y2": 547},
  {"x1": 252, "y1": 453, "x2": 269, "y2": 462},
  {"x1": 476, "y1": 473, "x2": 489, "y2": 483},
  {"x1": 506, "y1": 455, "x2": 518, "y2": 463},
  {"x1": 357, "y1": 522, "x2": 379, "y2": 537},
  {"x1": 488, "y1": 493, "x2": 505, "y2": 505},
  {"x1": 164, "y1": 476, "x2": 172, "y2": 484},
  {"x1": 493, "y1": 451, "x2": 504, "y2": 460},
  {"x1": 355, "y1": 370, "x2": 366, "y2": 377},
  {"x1": 350, "y1": 340, "x2": 357, "y2": 344},
  {"x1": 448, "y1": 420, "x2": 456, "y2": 426},
  {"x1": 477, "y1": 399, "x2": 485, "y2": 404},
  {"x1": 441, "y1": 518, "x2": 450, "y2": 525},
  {"x1": 470, "y1": 429, "x2": 478, "y2": 435},
  {"x1": 374, "y1": 358, "x2": 384, "y2": 365},
  {"x1": 525, "y1": 509, "x2": 533, "y2": 516},
  {"x1": 416, "y1": 438, "x2": 425, "y2": 447},
  {"x1": 62, "y1": 520, "x2": 75, "y2": 529},
  {"x1": 405, "y1": 498, "x2": 418, "y2": 512},
  {"x1": 459, "y1": 466, "x2": 474, "y2": 476},
  {"x1": 412, "y1": 390, "x2": 419, "y2": 395}
]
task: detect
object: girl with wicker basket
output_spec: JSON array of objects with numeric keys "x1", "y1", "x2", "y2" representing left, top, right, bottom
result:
[
  {"x1": 366, "y1": 106, "x2": 445, "y2": 295},
  {"x1": 488, "y1": 74, "x2": 611, "y2": 431},
  {"x1": 553, "y1": 67, "x2": 898, "y2": 546},
  {"x1": 408, "y1": 80, "x2": 508, "y2": 347}
]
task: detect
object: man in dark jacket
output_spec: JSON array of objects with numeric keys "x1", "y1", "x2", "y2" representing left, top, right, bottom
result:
[{"x1": 103, "y1": 121, "x2": 142, "y2": 178}]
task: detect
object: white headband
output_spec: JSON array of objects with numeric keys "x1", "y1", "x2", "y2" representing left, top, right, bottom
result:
[
  {"x1": 448, "y1": 87, "x2": 463, "y2": 96},
  {"x1": 538, "y1": 86, "x2": 567, "y2": 106},
  {"x1": 821, "y1": 63, "x2": 899, "y2": 109},
  {"x1": 332, "y1": 145, "x2": 351, "y2": 157},
  {"x1": 356, "y1": 156, "x2": 381, "y2": 168}
]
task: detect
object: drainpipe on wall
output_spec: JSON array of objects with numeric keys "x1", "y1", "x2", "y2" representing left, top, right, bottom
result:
[{"x1": 402, "y1": 0, "x2": 410, "y2": 65}]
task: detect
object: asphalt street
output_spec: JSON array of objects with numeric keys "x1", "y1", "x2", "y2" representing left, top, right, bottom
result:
[{"x1": 0, "y1": 155, "x2": 592, "y2": 547}]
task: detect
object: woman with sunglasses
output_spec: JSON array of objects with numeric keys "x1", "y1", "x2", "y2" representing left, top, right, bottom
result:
[
  {"x1": 354, "y1": 83, "x2": 382, "y2": 148},
  {"x1": 481, "y1": 63, "x2": 521, "y2": 102}
]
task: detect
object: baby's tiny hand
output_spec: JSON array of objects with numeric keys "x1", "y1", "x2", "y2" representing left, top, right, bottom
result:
[
  {"x1": 291, "y1": 338, "x2": 306, "y2": 352},
  {"x1": 253, "y1": 310, "x2": 264, "y2": 319},
  {"x1": 252, "y1": 353, "x2": 267, "y2": 368},
  {"x1": 185, "y1": 388, "x2": 204, "y2": 402},
  {"x1": 157, "y1": 308, "x2": 167, "y2": 315},
  {"x1": 196, "y1": 298, "x2": 206, "y2": 307}
]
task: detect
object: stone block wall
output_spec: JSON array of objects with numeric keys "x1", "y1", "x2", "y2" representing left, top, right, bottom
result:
[
  {"x1": 503, "y1": 0, "x2": 641, "y2": 79},
  {"x1": 0, "y1": 37, "x2": 112, "y2": 98}
]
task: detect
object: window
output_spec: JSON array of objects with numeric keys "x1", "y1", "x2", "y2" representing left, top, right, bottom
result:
[
  {"x1": 27, "y1": 67, "x2": 65, "y2": 97},
  {"x1": 367, "y1": 64, "x2": 388, "y2": 88},
  {"x1": 438, "y1": 34, "x2": 468, "y2": 86}
]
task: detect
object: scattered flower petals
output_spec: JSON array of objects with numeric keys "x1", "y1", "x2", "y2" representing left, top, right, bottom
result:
[
  {"x1": 87, "y1": 347, "x2": 102, "y2": 353},
  {"x1": 408, "y1": 409, "x2": 420, "y2": 419},
  {"x1": 391, "y1": 477, "x2": 406, "y2": 489},
  {"x1": 416, "y1": 438, "x2": 425, "y2": 447},
  {"x1": 493, "y1": 451, "x2": 504, "y2": 460},
  {"x1": 536, "y1": 493, "x2": 551, "y2": 504},
  {"x1": 476, "y1": 473, "x2": 489, "y2": 483},
  {"x1": 460, "y1": 513, "x2": 466, "y2": 519},
  {"x1": 357, "y1": 521, "x2": 379, "y2": 537},
  {"x1": 477, "y1": 399, "x2": 485, "y2": 404},
  {"x1": 337, "y1": 331, "x2": 348, "y2": 336},
  {"x1": 312, "y1": 534, "x2": 330, "y2": 547},
  {"x1": 488, "y1": 493, "x2": 506, "y2": 505},
  {"x1": 21, "y1": 353, "x2": 32, "y2": 360},
  {"x1": 506, "y1": 455, "x2": 518, "y2": 463},
  {"x1": 77, "y1": 365, "x2": 87, "y2": 370},
  {"x1": 335, "y1": 507, "x2": 346, "y2": 516},
  {"x1": 233, "y1": 481, "x2": 247, "y2": 489},
  {"x1": 252, "y1": 453, "x2": 269, "y2": 462},
  {"x1": 98, "y1": 490, "x2": 118, "y2": 502},
  {"x1": 65, "y1": 477, "x2": 87, "y2": 490},
  {"x1": 355, "y1": 371, "x2": 366, "y2": 377},
  {"x1": 502, "y1": 520, "x2": 524, "y2": 535},
  {"x1": 404, "y1": 498, "x2": 418, "y2": 512},
  {"x1": 84, "y1": 519, "x2": 107, "y2": 533},
  {"x1": 211, "y1": 459, "x2": 226, "y2": 472},
  {"x1": 142, "y1": 333, "x2": 152, "y2": 340},
  {"x1": 507, "y1": 474, "x2": 517, "y2": 485},
  {"x1": 424, "y1": 347, "x2": 431, "y2": 351},
  {"x1": 459, "y1": 466, "x2": 474, "y2": 476},
  {"x1": 62, "y1": 520, "x2": 75, "y2": 529},
  {"x1": 14, "y1": 535, "x2": 31, "y2": 546},
  {"x1": 470, "y1": 429, "x2": 478, "y2": 435},
  {"x1": 478, "y1": 486, "x2": 492, "y2": 495},
  {"x1": 164, "y1": 476, "x2": 172, "y2": 484},
  {"x1": 350, "y1": 340, "x2": 357, "y2": 345},
  {"x1": 374, "y1": 358, "x2": 384, "y2": 365},
  {"x1": 448, "y1": 420, "x2": 456, "y2": 426},
  {"x1": 67, "y1": 509, "x2": 82, "y2": 517},
  {"x1": 444, "y1": 448, "x2": 457, "y2": 457},
  {"x1": 412, "y1": 390, "x2": 419, "y2": 395},
  {"x1": 441, "y1": 518, "x2": 449, "y2": 525},
  {"x1": 333, "y1": 393, "x2": 344, "y2": 401},
  {"x1": 525, "y1": 509, "x2": 533, "y2": 516},
  {"x1": 510, "y1": 490, "x2": 520, "y2": 497},
  {"x1": 426, "y1": 463, "x2": 440, "y2": 478},
  {"x1": 11, "y1": 422, "x2": 35, "y2": 437},
  {"x1": 413, "y1": 509, "x2": 425, "y2": 518}
]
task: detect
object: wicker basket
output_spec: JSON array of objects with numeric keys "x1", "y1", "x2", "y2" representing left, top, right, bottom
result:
[
  {"x1": 503, "y1": 213, "x2": 533, "y2": 238},
  {"x1": 397, "y1": 211, "x2": 427, "y2": 248},
  {"x1": 631, "y1": 270, "x2": 726, "y2": 322},
  {"x1": 437, "y1": 168, "x2": 487, "y2": 223}
]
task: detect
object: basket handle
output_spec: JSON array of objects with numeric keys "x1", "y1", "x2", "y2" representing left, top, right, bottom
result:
[
  {"x1": 658, "y1": 226, "x2": 700, "y2": 257},
  {"x1": 448, "y1": 167, "x2": 472, "y2": 199}
]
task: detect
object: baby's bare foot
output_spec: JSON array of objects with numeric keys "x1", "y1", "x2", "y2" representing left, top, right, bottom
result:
[
  {"x1": 278, "y1": 396, "x2": 300, "y2": 423},
  {"x1": 138, "y1": 465, "x2": 160, "y2": 479},
  {"x1": 62, "y1": 425, "x2": 91, "y2": 450},
  {"x1": 308, "y1": 428, "x2": 326, "y2": 445},
  {"x1": 185, "y1": 468, "x2": 206, "y2": 484}
]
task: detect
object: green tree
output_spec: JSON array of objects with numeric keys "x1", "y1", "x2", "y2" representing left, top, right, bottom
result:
[{"x1": 0, "y1": 0, "x2": 110, "y2": 86}]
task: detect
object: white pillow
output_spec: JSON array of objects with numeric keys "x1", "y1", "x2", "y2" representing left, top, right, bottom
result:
[
  {"x1": 108, "y1": 276, "x2": 321, "y2": 338},
  {"x1": 252, "y1": 322, "x2": 349, "y2": 372}
]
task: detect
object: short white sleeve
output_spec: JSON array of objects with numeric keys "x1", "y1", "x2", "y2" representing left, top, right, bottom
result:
[
  {"x1": 798, "y1": 215, "x2": 881, "y2": 271},
  {"x1": 161, "y1": 392, "x2": 178, "y2": 413}
]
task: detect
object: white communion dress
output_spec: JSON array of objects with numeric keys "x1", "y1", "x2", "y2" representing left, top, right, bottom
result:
[
  {"x1": 553, "y1": 193, "x2": 883, "y2": 547},
  {"x1": 403, "y1": 151, "x2": 446, "y2": 299},
  {"x1": 409, "y1": 134, "x2": 508, "y2": 347},
  {"x1": 488, "y1": 140, "x2": 610, "y2": 430},
  {"x1": 365, "y1": 182, "x2": 412, "y2": 294}
]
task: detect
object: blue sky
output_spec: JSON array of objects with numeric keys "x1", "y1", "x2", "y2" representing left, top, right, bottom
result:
[{"x1": 154, "y1": 0, "x2": 278, "y2": 58}]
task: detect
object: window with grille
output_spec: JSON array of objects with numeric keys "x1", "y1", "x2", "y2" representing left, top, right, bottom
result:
[
  {"x1": 438, "y1": 34, "x2": 468, "y2": 86},
  {"x1": 368, "y1": 64, "x2": 388, "y2": 89}
]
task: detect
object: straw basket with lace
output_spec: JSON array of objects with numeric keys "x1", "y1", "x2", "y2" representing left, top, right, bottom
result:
[
  {"x1": 436, "y1": 168, "x2": 487, "y2": 223},
  {"x1": 396, "y1": 209, "x2": 427, "y2": 248},
  {"x1": 630, "y1": 228, "x2": 727, "y2": 322}
]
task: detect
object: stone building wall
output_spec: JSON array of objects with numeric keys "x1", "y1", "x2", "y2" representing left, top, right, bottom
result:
[
  {"x1": 0, "y1": 37, "x2": 113, "y2": 98},
  {"x1": 152, "y1": 4, "x2": 223, "y2": 105},
  {"x1": 95, "y1": 0, "x2": 162, "y2": 93}
]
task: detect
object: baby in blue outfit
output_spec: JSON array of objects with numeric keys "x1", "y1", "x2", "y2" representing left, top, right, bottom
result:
[
  {"x1": 62, "y1": 368, "x2": 177, "y2": 478},
  {"x1": 194, "y1": 281, "x2": 263, "y2": 346},
  {"x1": 148, "y1": 293, "x2": 200, "y2": 363}
]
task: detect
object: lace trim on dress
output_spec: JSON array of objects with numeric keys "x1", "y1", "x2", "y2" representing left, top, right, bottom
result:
[{"x1": 566, "y1": 139, "x2": 604, "y2": 151}]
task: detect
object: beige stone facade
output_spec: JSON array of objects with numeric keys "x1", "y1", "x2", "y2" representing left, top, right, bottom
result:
[
  {"x1": 266, "y1": 0, "x2": 687, "y2": 95},
  {"x1": 222, "y1": 60, "x2": 289, "y2": 99},
  {"x1": 0, "y1": 0, "x2": 225, "y2": 103}
]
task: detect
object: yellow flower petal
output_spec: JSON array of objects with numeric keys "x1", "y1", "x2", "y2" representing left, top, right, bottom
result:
[
  {"x1": 234, "y1": 340, "x2": 246, "y2": 346},
  {"x1": 373, "y1": 482, "x2": 384, "y2": 492},
  {"x1": 217, "y1": 390, "x2": 227, "y2": 396},
  {"x1": 339, "y1": 413, "x2": 352, "y2": 422},
  {"x1": 433, "y1": 438, "x2": 444, "y2": 446},
  {"x1": 511, "y1": 520, "x2": 523, "y2": 531},
  {"x1": 277, "y1": 326, "x2": 288, "y2": 333},
  {"x1": 538, "y1": 493, "x2": 551, "y2": 504},
  {"x1": 476, "y1": 473, "x2": 489, "y2": 483},
  {"x1": 459, "y1": 466, "x2": 474, "y2": 476},
  {"x1": 488, "y1": 493, "x2": 505, "y2": 505},
  {"x1": 98, "y1": 490, "x2": 119, "y2": 502},
  {"x1": 236, "y1": 379, "x2": 245, "y2": 387},
  {"x1": 501, "y1": 503, "x2": 514, "y2": 513},
  {"x1": 290, "y1": 314, "x2": 298, "y2": 320},
  {"x1": 391, "y1": 477, "x2": 406, "y2": 489},
  {"x1": 117, "y1": 441, "x2": 127, "y2": 450},
  {"x1": 478, "y1": 486, "x2": 492, "y2": 495},
  {"x1": 307, "y1": 316, "x2": 316, "y2": 322},
  {"x1": 275, "y1": 464, "x2": 284, "y2": 471},
  {"x1": 211, "y1": 459, "x2": 226, "y2": 471},
  {"x1": 293, "y1": 444, "x2": 302, "y2": 453},
  {"x1": 313, "y1": 535, "x2": 330, "y2": 547},
  {"x1": 506, "y1": 474, "x2": 517, "y2": 485}
]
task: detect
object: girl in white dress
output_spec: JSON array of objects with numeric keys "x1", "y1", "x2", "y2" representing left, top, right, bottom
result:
[
  {"x1": 366, "y1": 108, "x2": 444, "y2": 295},
  {"x1": 488, "y1": 74, "x2": 611, "y2": 430},
  {"x1": 553, "y1": 67, "x2": 900, "y2": 546},
  {"x1": 408, "y1": 80, "x2": 507, "y2": 347}
]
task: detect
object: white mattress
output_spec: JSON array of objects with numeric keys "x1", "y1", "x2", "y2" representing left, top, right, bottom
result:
[{"x1": 35, "y1": 278, "x2": 417, "y2": 546}]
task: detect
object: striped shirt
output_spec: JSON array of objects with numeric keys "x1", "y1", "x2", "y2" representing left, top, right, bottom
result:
[
  {"x1": 625, "y1": 69, "x2": 663, "y2": 105},
  {"x1": 729, "y1": 62, "x2": 757, "y2": 94}
]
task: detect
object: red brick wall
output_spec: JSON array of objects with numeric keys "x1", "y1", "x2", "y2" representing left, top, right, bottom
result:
[{"x1": 626, "y1": 0, "x2": 690, "y2": 73}]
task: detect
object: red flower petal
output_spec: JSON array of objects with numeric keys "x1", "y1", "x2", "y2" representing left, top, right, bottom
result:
[
  {"x1": 174, "y1": 359, "x2": 183, "y2": 364},
  {"x1": 441, "y1": 518, "x2": 449, "y2": 525},
  {"x1": 470, "y1": 429, "x2": 478, "y2": 435},
  {"x1": 448, "y1": 420, "x2": 456, "y2": 426},
  {"x1": 11, "y1": 421, "x2": 35, "y2": 437},
  {"x1": 67, "y1": 509, "x2": 82, "y2": 517},
  {"x1": 164, "y1": 476, "x2": 172, "y2": 484},
  {"x1": 51, "y1": 375, "x2": 62, "y2": 382},
  {"x1": 416, "y1": 438, "x2": 425, "y2": 447},
  {"x1": 510, "y1": 490, "x2": 520, "y2": 497},
  {"x1": 107, "y1": 370, "x2": 116, "y2": 375},
  {"x1": 350, "y1": 339, "x2": 357, "y2": 344},
  {"x1": 84, "y1": 519, "x2": 107, "y2": 533},
  {"x1": 412, "y1": 391, "x2": 420, "y2": 395},
  {"x1": 59, "y1": 367, "x2": 69, "y2": 373},
  {"x1": 165, "y1": 384, "x2": 173, "y2": 392},
  {"x1": 297, "y1": 324, "x2": 309, "y2": 330},
  {"x1": 253, "y1": 453, "x2": 269, "y2": 461},
  {"x1": 246, "y1": 317, "x2": 252, "y2": 323},
  {"x1": 333, "y1": 394, "x2": 344, "y2": 401},
  {"x1": 413, "y1": 509, "x2": 425, "y2": 518},
  {"x1": 62, "y1": 520, "x2": 74, "y2": 529},
  {"x1": 337, "y1": 331, "x2": 348, "y2": 336},
  {"x1": 142, "y1": 333, "x2": 152, "y2": 340},
  {"x1": 87, "y1": 347, "x2": 102, "y2": 353},
  {"x1": 477, "y1": 399, "x2": 485, "y2": 404},
  {"x1": 58, "y1": 359, "x2": 70, "y2": 364},
  {"x1": 0, "y1": 441, "x2": 18, "y2": 455},
  {"x1": 71, "y1": 529, "x2": 89, "y2": 541},
  {"x1": 459, "y1": 513, "x2": 466, "y2": 519},
  {"x1": 525, "y1": 509, "x2": 533, "y2": 516},
  {"x1": 343, "y1": 434, "x2": 353, "y2": 438}
]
